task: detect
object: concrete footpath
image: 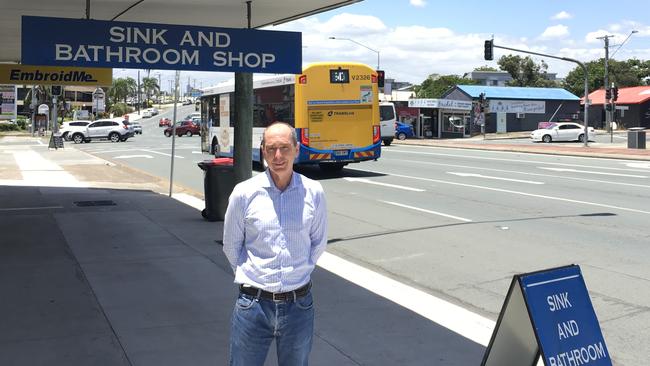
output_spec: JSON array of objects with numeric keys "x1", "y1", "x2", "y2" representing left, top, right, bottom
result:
[
  {"x1": 0, "y1": 135, "x2": 485, "y2": 366},
  {"x1": 0, "y1": 133, "x2": 648, "y2": 365}
]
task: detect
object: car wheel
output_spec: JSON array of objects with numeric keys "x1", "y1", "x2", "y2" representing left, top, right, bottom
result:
[
  {"x1": 185, "y1": 131, "x2": 193, "y2": 137},
  {"x1": 72, "y1": 133, "x2": 84, "y2": 144},
  {"x1": 109, "y1": 132, "x2": 121, "y2": 143},
  {"x1": 383, "y1": 138, "x2": 392, "y2": 146},
  {"x1": 397, "y1": 132, "x2": 407, "y2": 140},
  {"x1": 578, "y1": 134, "x2": 585, "y2": 142},
  {"x1": 61, "y1": 132, "x2": 69, "y2": 141},
  {"x1": 164, "y1": 131, "x2": 171, "y2": 137},
  {"x1": 542, "y1": 135, "x2": 552, "y2": 143}
]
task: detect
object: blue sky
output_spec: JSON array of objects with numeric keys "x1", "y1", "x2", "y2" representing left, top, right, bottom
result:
[{"x1": 114, "y1": 0, "x2": 649, "y2": 93}]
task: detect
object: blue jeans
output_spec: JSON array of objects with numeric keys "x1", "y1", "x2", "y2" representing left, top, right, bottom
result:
[{"x1": 229, "y1": 291, "x2": 314, "y2": 366}]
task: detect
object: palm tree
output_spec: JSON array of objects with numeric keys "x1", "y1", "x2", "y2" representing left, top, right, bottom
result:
[
  {"x1": 141, "y1": 77, "x2": 160, "y2": 105},
  {"x1": 109, "y1": 77, "x2": 137, "y2": 104}
]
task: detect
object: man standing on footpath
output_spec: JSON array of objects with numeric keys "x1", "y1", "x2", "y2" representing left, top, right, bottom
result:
[{"x1": 222, "y1": 122, "x2": 328, "y2": 366}]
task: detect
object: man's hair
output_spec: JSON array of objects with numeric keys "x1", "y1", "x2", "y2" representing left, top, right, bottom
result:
[{"x1": 261, "y1": 122, "x2": 298, "y2": 147}]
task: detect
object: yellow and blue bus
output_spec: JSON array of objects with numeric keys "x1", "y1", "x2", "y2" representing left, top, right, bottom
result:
[{"x1": 199, "y1": 62, "x2": 381, "y2": 172}]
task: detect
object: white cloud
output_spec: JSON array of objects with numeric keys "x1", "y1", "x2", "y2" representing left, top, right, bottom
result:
[
  {"x1": 551, "y1": 11, "x2": 572, "y2": 20},
  {"x1": 539, "y1": 25, "x2": 569, "y2": 39},
  {"x1": 410, "y1": 0, "x2": 427, "y2": 7}
]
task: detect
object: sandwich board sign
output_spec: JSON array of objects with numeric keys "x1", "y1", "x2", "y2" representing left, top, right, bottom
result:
[{"x1": 482, "y1": 265, "x2": 611, "y2": 366}]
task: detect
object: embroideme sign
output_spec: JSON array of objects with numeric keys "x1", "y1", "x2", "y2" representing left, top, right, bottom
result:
[
  {"x1": 21, "y1": 16, "x2": 302, "y2": 74},
  {"x1": 0, "y1": 64, "x2": 112, "y2": 86}
]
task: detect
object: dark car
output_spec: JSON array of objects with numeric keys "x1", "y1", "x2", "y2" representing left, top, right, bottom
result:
[
  {"x1": 164, "y1": 120, "x2": 200, "y2": 137},
  {"x1": 395, "y1": 121, "x2": 415, "y2": 140}
]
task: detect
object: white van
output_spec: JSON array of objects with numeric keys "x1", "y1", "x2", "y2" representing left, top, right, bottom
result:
[{"x1": 379, "y1": 102, "x2": 397, "y2": 146}]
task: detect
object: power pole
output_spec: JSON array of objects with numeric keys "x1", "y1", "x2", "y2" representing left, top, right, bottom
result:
[{"x1": 597, "y1": 35, "x2": 614, "y2": 133}]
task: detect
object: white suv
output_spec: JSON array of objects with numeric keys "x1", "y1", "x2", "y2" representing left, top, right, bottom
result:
[
  {"x1": 59, "y1": 120, "x2": 91, "y2": 141},
  {"x1": 70, "y1": 119, "x2": 134, "y2": 143}
]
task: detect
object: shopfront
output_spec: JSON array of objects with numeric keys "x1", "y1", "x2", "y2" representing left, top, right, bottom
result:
[{"x1": 407, "y1": 98, "x2": 472, "y2": 138}]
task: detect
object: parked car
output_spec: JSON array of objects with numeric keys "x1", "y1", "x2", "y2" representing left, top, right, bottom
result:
[
  {"x1": 70, "y1": 119, "x2": 134, "y2": 143},
  {"x1": 182, "y1": 99, "x2": 192, "y2": 106},
  {"x1": 164, "y1": 120, "x2": 200, "y2": 137},
  {"x1": 159, "y1": 117, "x2": 172, "y2": 127},
  {"x1": 149, "y1": 107, "x2": 159, "y2": 116},
  {"x1": 184, "y1": 112, "x2": 201, "y2": 120},
  {"x1": 142, "y1": 109, "x2": 152, "y2": 118},
  {"x1": 131, "y1": 122, "x2": 142, "y2": 135},
  {"x1": 59, "y1": 120, "x2": 91, "y2": 141},
  {"x1": 395, "y1": 121, "x2": 415, "y2": 140},
  {"x1": 530, "y1": 122, "x2": 595, "y2": 143}
]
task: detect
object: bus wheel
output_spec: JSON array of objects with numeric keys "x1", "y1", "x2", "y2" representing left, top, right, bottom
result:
[{"x1": 319, "y1": 163, "x2": 345, "y2": 173}]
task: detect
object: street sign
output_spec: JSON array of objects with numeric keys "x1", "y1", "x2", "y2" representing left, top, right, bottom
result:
[
  {"x1": 0, "y1": 85, "x2": 17, "y2": 120},
  {"x1": 482, "y1": 265, "x2": 611, "y2": 366},
  {"x1": 92, "y1": 88, "x2": 105, "y2": 114},
  {"x1": 21, "y1": 16, "x2": 302, "y2": 74},
  {"x1": 0, "y1": 64, "x2": 112, "y2": 86}
]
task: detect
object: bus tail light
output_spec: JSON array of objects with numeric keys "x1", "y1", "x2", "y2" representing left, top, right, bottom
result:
[
  {"x1": 371, "y1": 74, "x2": 378, "y2": 83},
  {"x1": 301, "y1": 128, "x2": 309, "y2": 146},
  {"x1": 298, "y1": 75, "x2": 307, "y2": 84},
  {"x1": 372, "y1": 125, "x2": 380, "y2": 144}
]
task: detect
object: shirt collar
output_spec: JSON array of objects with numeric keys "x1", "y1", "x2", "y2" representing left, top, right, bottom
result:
[{"x1": 262, "y1": 169, "x2": 298, "y2": 191}]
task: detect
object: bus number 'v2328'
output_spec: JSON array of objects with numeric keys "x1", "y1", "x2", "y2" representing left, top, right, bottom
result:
[{"x1": 199, "y1": 62, "x2": 381, "y2": 172}]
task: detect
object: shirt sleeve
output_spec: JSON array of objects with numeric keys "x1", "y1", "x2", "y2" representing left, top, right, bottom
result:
[
  {"x1": 222, "y1": 187, "x2": 246, "y2": 274},
  {"x1": 309, "y1": 186, "x2": 328, "y2": 264}
]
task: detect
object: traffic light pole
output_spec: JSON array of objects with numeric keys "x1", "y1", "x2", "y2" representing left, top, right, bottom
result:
[{"x1": 489, "y1": 42, "x2": 590, "y2": 147}]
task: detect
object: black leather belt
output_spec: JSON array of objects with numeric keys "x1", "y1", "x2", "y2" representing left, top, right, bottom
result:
[{"x1": 239, "y1": 282, "x2": 311, "y2": 302}]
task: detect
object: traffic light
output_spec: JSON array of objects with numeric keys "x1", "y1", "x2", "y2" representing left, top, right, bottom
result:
[
  {"x1": 484, "y1": 40, "x2": 493, "y2": 61},
  {"x1": 376, "y1": 70, "x2": 385, "y2": 88},
  {"x1": 612, "y1": 86, "x2": 618, "y2": 102},
  {"x1": 605, "y1": 88, "x2": 611, "y2": 100},
  {"x1": 51, "y1": 85, "x2": 62, "y2": 96}
]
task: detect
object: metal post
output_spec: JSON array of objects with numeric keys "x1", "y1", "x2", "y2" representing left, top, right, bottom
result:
[
  {"x1": 137, "y1": 70, "x2": 141, "y2": 114},
  {"x1": 30, "y1": 86, "x2": 36, "y2": 136},
  {"x1": 52, "y1": 95, "x2": 58, "y2": 133},
  {"x1": 600, "y1": 35, "x2": 611, "y2": 133},
  {"x1": 232, "y1": 1, "x2": 254, "y2": 184},
  {"x1": 169, "y1": 70, "x2": 180, "y2": 197}
]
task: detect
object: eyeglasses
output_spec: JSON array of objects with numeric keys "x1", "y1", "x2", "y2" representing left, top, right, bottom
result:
[{"x1": 263, "y1": 145, "x2": 293, "y2": 154}]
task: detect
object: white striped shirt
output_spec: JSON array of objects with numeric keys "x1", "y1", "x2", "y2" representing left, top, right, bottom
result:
[{"x1": 222, "y1": 170, "x2": 328, "y2": 292}]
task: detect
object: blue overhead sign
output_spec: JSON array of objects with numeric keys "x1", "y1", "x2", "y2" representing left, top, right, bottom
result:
[
  {"x1": 520, "y1": 265, "x2": 611, "y2": 366},
  {"x1": 21, "y1": 16, "x2": 302, "y2": 74}
]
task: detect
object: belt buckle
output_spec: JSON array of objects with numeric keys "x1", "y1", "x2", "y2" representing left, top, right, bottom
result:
[{"x1": 272, "y1": 292, "x2": 284, "y2": 302}]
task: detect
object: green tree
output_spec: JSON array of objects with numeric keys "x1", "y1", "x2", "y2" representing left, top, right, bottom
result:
[
  {"x1": 414, "y1": 74, "x2": 477, "y2": 98},
  {"x1": 109, "y1": 77, "x2": 136, "y2": 104},
  {"x1": 141, "y1": 77, "x2": 160, "y2": 103},
  {"x1": 474, "y1": 65, "x2": 498, "y2": 72},
  {"x1": 562, "y1": 58, "x2": 650, "y2": 97},
  {"x1": 497, "y1": 55, "x2": 557, "y2": 88}
]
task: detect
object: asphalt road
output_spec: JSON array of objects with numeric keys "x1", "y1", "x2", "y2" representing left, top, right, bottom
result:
[{"x1": 75, "y1": 117, "x2": 650, "y2": 366}]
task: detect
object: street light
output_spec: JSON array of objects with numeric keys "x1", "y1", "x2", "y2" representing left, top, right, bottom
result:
[
  {"x1": 329, "y1": 36, "x2": 380, "y2": 70},
  {"x1": 610, "y1": 30, "x2": 638, "y2": 58}
]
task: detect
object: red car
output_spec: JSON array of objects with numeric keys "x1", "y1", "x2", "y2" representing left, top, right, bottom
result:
[
  {"x1": 164, "y1": 120, "x2": 200, "y2": 137},
  {"x1": 159, "y1": 117, "x2": 172, "y2": 127}
]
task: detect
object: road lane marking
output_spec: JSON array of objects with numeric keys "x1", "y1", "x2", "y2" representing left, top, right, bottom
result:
[
  {"x1": 389, "y1": 148, "x2": 650, "y2": 173},
  {"x1": 114, "y1": 154, "x2": 154, "y2": 159},
  {"x1": 171, "y1": 192, "x2": 495, "y2": 347},
  {"x1": 352, "y1": 168, "x2": 650, "y2": 216},
  {"x1": 380, "y1": 200, "x2": 472, "y2": 222},
  {"x1": 538, "y1": 167, "x2": 647, "y2": 178},
  {"x1": 380, "y1": 157, "x2": 650, "y2": 189},
  {"x1": 140, "y1": 149, "x2": 185, "y2": 158},
  {"x1": 344, "y1": 177, "x2": 425, "y2": 192},
  {"x1": 448, "y1": 172, "x2": 544, "y2": 185}
]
